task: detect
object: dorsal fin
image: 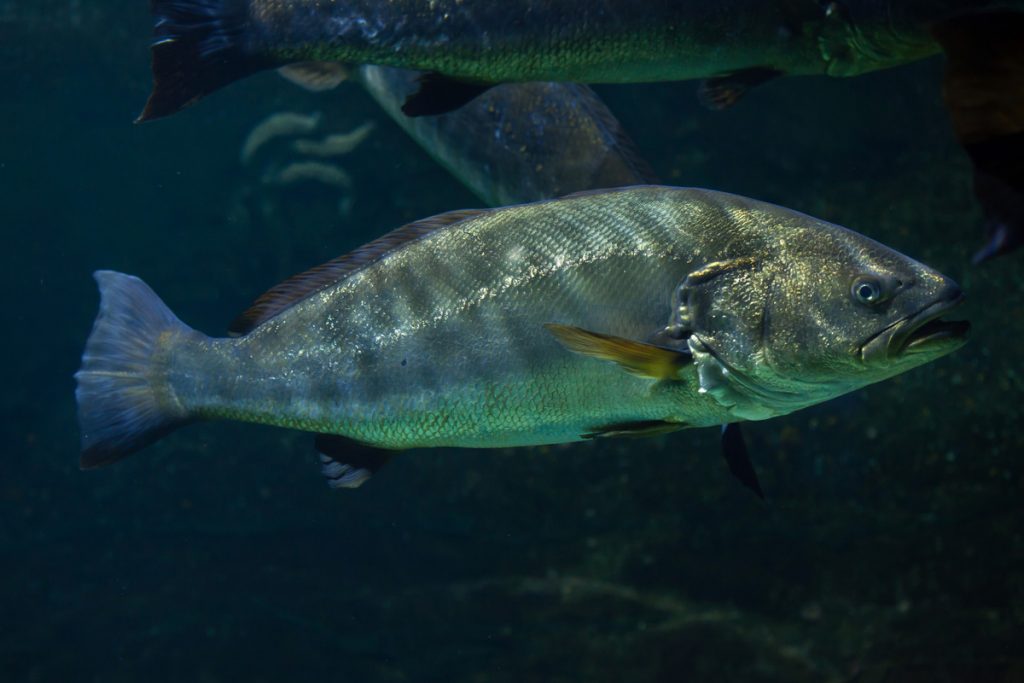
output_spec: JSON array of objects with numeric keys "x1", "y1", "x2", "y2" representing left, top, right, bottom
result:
[
  {"x1": 228, "y1": 207, "x2": 489, "y2": 335},
  {"x1": 558, "y1": 185, "x2": 649, "y2": 202}
]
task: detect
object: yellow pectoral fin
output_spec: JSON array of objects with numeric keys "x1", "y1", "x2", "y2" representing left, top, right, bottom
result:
[{"x1": 544, "y1": 323, "x2": 692, "y2": 381}]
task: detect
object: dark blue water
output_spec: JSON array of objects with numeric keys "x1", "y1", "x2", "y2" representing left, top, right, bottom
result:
[{"x1": 3, "y1": 2, "x2": 1023, "y2": 681}]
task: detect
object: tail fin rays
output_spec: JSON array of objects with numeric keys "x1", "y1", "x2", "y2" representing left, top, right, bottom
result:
[
  {"x1": 139, "y1": 0, "x2": 268, "y2": 122},
  {"x1": 75, "y1": 271, "x2": 194, "y2": 468}
]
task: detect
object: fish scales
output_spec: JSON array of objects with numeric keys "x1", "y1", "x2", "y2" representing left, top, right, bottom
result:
[
  {"x1": 165, "y1": 188, "x2": 746, "y2": 448},
  {"x1": 249, "y1": 0, "x2": 824, "y2": 81}
]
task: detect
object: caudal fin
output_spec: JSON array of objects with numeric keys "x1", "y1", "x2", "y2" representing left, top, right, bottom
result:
[
  {"x1": 75, "y1": 271, "x2": 194, "y2": 469},
  {"x1": 138, "y1": 0, "x2": 271, "y2": 122}
]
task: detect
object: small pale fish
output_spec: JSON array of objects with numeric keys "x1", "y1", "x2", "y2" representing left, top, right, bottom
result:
[
  {"x1": 263, "y1": 161, "x2": 353, "y2": 189},
  {"x1": 75, "y1": 187, "x2": 969, "y2": 492},
  {"x1": 291, "y1": 121, "x2": 376, "y2": 158},
  {"x1": 239, "y1": 111, "x2": 321, "y2": 165}
]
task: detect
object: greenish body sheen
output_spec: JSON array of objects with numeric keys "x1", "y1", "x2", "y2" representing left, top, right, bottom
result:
[
  {"x1": 246, "y1": 0, "x2": 1009, "y2": 82},
  {"x1": 173, "y1": 188, "x2": 738, "y2": 448},
  {"x1": 256, "y1": 0, "x2": 828, "y2": 79},
  {"x1": 148, "y1": 187, "x2": 962, "y2": 451}
]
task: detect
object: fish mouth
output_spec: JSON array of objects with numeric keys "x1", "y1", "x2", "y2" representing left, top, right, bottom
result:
[{"x1": 861, "y1": 289, "x2": 970, "y2": 362}]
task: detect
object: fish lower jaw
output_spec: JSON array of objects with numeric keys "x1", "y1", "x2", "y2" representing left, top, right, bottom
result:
[
  {"x1": 861, "y1": 295, "x2": 969, "y2": 363},
  {"x1": 901, "y1": 319, "x2": 971, "y2": 355}
]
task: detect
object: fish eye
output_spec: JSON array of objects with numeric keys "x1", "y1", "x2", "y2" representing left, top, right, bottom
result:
[{"x1": 851, "y1": 277, "x2": 883, "y2": 305}]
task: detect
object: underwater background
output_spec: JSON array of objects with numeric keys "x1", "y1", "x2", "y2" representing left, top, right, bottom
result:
[{"x1": 3, "y1": 1, "x2": 1024, "y2": 680}]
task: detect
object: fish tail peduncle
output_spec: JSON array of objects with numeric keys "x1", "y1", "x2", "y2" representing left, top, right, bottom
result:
[{"x1": 74, "y1": 271, "x2": 198, "y2": 469}]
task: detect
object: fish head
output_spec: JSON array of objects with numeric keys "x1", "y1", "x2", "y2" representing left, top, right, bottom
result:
[
  {"x1": 677, "y1": 216, "x2": 969, "y2": 421},
  {"x1": 817, "y1": 0, "x2": 953, "y2": 77}
]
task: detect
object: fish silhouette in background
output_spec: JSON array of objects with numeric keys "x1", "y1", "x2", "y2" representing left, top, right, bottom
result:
[
  {"x1": 280, "y1": 63, "x2": 659, "y2": 206},
  {"x1": 137, "y1": 0, "x2": 1024, "y2": 261}
]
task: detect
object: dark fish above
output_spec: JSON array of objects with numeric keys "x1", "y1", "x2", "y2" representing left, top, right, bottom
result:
[
  {"x1": 75, "y1": 187, "x2": 969, "y2": 490},
  {"x1": 280, "y1": 62, "x2": 657, "y2": 206},
  {"x1": 140, "y1": 0, "x2": 1024, "y2": 261},
  {"x1": 139, "y1": 0, "x2": 1008, "y2": 120}
]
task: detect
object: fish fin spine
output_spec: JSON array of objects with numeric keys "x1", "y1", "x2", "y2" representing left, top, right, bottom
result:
[{"x1": 75, "y1": 271, "x2": 195, "y2": 469}]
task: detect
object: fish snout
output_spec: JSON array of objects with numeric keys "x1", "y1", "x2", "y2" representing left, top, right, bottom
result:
[{"x1": 860, "y1": 279, "x2": 970, "y2": 364}]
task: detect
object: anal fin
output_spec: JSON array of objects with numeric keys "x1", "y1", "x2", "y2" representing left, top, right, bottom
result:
[
  {"x1": 583, "y1": 420, "x2": 685, "y2": 440},
  {"x1": 315, "y1": 434, "x2": 394, "y2": 490},
  {"x1": 697, "y1": 67, "x2": 782, "y2": 111},
  {"x1": 401, "y1": 72, "x2": 495, "y2": 117},
  {"x1": 721, "y1": 423, "x2": 764, "y2": 500}
]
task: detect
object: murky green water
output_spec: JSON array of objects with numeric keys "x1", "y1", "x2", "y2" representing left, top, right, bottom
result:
[{"x1": 2, "y1": 2, "x2": 1022, "y2": 681}]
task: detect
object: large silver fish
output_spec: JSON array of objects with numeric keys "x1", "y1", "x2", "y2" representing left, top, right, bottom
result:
[{"x1": 75, "y1": 187, "x2": 967, "y2": 490}]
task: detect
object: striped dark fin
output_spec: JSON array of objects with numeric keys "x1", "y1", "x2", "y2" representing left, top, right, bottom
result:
[{"x1": 228, "y1": 208, "x2": 490, "y2": 335}]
